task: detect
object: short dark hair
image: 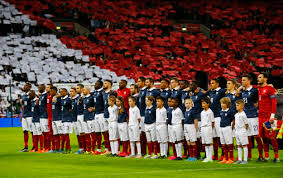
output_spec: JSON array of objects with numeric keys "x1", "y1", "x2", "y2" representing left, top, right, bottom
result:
[
  {"x1": 201, "y1": 97, "x2": 211, "y2": 105},
  {"x1": 130, "y1": 84, "x2": 138, "y2": 89},
  {"x1": 259, "y1": 72, "x2": 269, "y2": 79},
  {"x1": 235, "y1": 99, "x2": 245, "y2": 105},
  {"x1": 191, "y1": 80, "x2": 200, "y2": 87},
  {"x1": 105, "y1": 80, "x2": 113, "y2": 86},
  {"x1": 161, "y1": 79, "x2": 170, "y2": 85},
  {"x1": 156, "y1": 96, "x2": 164, "y2": 101},
  {"x1": 138, "y1": 77, "x2": 146, "y2": 82},
  {"x1": 25, "y1": 82, "x2": 32, "y2": 88},
  {"x1": 171, "y1": 77, "x2": 179, "y2": 82},
  {"x1": 121, "y1": 79, "x2": 128, "y2": 85},
  {"x1": 146, "y1": 78, "x2": 154, "y2": 84},
  {"x1": 51, "y1": 86, "x2": 57, "y2": 92},
  {"x1": 77, "y1": 84, "x2": 84, "y2": 89},
  {"x1": 180, "y1": 80, "x2": 189, "y2": 86},
  {"x1": 242, "y1": 74, "x2": 252, "y2": 81},
  {"x1": 211, "y1": 78, "x2": 220, "y2": 83},
  {"x1": 61, "y1": 88, "x2": 67, "y2": 93},
  {"x1": 172, "y1": 98, "x2": 179, "y2": 103},
  {"x1": 128, "y1": 96, "x2": 136, "y2": 103},
  {"x1": 97, "y1": 80, "x2": 103, "y2": 86}
]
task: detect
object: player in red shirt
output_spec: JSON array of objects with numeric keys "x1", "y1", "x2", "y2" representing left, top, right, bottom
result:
[
  {"x1": 46, "y1": 84, "x2": 53, "y2": 151},
  {"x1": 257, "y1": 73, "x2": 279, "y2": 163},
  {"x1": 116, "y1": 80, "x2": 131, "y2": 111}
]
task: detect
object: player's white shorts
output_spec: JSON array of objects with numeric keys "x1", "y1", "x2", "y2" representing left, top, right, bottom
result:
[
  {"x1": 87, "y1": 120, "x2": 95, "y2": 133},
  {"x1": 170, "y1": 124, "x2": 183, "y2": 142},
  {"x1": 156, "y1": 123, "x2": 168, "y2": 143},
  {"x1": 81, "y1": 120, "x2": 91, "y2": 134},
  {"x1": 219, "y1": 126, "x2": 233, "y2": 145},
  {"x1": 201, "y1": 126, "x2": 213, "y2": 144},
  {"x1": 184, "y1": 124, "x2": 197, "y2": 142},
  {"x1": 108, "y1": 121, "x2": 119, "y2": 141},
  {"x1": 213, "y1": 117, "x2": 221, "y2": 137},
  {"x1": 52, "y1": 120, "x2": 63, "y2": 135},
  {"x1": 168, "y1": 125, "x2": 174, "y2": 142},
  {"x1": 40, "y1": 118, "x2": 50, "y2": 132},
  {"x1": 118, "y1": 122, "x2": 128, "y2": 141},
  {"x1": 144, "y1": 123, "x2": 156, "y2": 142},
  {"x1": 197, "y1": 121, "x2": 202, "y2": 138},
  {"x1": 94, "y1": 114, "x2": 108, "y2": 132},
  {"x1": 32, "y1": 122, "x2": 42, "y2": 135},
  {"x1": 128, "y1": 124, "x2": 140, "y2": 142},
  {"x1": 62, "y1": 122, "x2": 73, "y2": 134},
  {"x1": 73, "y1": 121, "x2": 80, "y2": 135},
  {"x1": 140, "y1": 116, "x2": 145, "y2": 132},
  {"x1": 22, "y1": 117, "x2": 32, "y2": 131},
  {"x1": 248, "y1": 118, "x2": 259, "y2": 136},
  {"x1": 235, "y1": 134, "x2": 248, "y2": 146},
  {"x1": 76, "y1": 115, "x2": 84, "y2": 134}
]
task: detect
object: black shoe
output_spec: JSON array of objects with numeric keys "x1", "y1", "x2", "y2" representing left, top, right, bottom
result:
[
  {"x1": 107, "y1": 153, "x2": 114, "y2": 157},
  {"x1": 256, "y1": 157, "x2": 264, "y2": 162},
  {"x1": 19, "y1": 148, "x2": 28, "y2": 152},
  {"x1": 113, "y1": 154, "x2": 118, "y2": 157},
  {"x1": 173, "y1": 157, "x2": 182, "y2": 160},
  {"x1": 273, "y1": 158, "x2": 280, "y2": 163},
  {"x1": 202, "y1": 156, "x2": 206, "y2": 160},
  {"x1": 196, "y1": 154, "x2": 201, "y2": 160}
]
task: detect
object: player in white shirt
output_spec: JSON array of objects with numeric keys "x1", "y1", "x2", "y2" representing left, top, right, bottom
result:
[
  {"x1": 233, "y1": 99, "x2": 249, "y2": 164},
  {"x1": 107, "y1": 95, "x2": 119, "y2": 157},
  {"x1": 156, "y1": 96, "x2": 168, "y2": 159},
  {"x1": 201, "y1": 97, "x2": 215, "y2": 162},
  {"x1": 127, "y1": 96, "x2": 142, "y2": 158},
  {"x1": 170, "y1": 98, "x2": 184, "y2": 160}
]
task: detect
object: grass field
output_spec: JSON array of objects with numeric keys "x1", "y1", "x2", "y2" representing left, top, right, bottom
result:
[{"x1": 0, "y1": 127, "x2": 282, "y2": 178}]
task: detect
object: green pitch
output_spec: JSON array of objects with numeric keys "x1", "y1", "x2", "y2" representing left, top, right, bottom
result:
[{"x1": 0, "y1": 128, "x2": 282, "y2": 177}]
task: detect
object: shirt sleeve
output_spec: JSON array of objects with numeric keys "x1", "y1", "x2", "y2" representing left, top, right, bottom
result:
[
  {"x1": 210, "y1": 111, "x2": 215, "y2": 122},
  {"x1": 243, "y1": 113, "x2": 248, "y2": 125},
  {"x1": 269, "y1": 87, "x2": 277, "y2": 114}
]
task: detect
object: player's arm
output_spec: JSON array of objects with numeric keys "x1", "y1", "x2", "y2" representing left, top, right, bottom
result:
[
  {"x1": 232, "y1": 119, "x2": 235, "y2": 129},
  {"x1": 194, "y1": 118, "x2": 198, "y2": 132}
]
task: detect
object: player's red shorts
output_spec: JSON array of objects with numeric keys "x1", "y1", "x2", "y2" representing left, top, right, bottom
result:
[
  {"x1": 48, "y1": 117, "x2": 53, "y2": 135},
  {"x1": 258, "y1": 114, "x2": 270, "y2": 138}
]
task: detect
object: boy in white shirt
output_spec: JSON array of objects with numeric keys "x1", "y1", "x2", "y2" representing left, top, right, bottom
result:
[
  {"x1": 170, "y1": 98, "x2": 184, "y2": 160},
  {"x1": 107, "y1": 95, "x2": 119, "y2": 157},
  {"x1": 201, "y1": 97, "x2": 215, "y2": 162},
  {"x1": 127, "y1": 96, "x2": 142, "y2": 158},
  {"x1": 233, "y1": 99, "x2": 249, "y2": 164},
  {"x1": 156, "y1": 96, "x2": 168, "y2": 159}
]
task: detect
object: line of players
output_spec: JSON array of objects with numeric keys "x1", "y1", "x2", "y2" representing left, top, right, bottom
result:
[{"x1": 20, "y1": 73, "x2": 280, "y2": 163}]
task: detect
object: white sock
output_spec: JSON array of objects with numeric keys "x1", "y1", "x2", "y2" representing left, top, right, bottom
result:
[
  {"x1": 178, "y1": 142, "x2": 183, "y2": 158},
  {"x1": 105, "y1": 148, "x2": 109, "y2": 152},
  {"x1": 243, "y1": 147, "x2": 248, "y2": 162},
  {"x1": 114, "y1": 141, "x2": 118, "y2": 154},
  {"x1": 238, "y1": 147, "x2": 242, "y2": 161},
  {"x1": 209, "y1": 146, "x2": 213, "y2": 160},
  {"x1": 136, "y1": 142, "x2": 141, "y2": 155},
  {"x1": 175, "y1": 143, "x2": 180, "y2": 157},
  {"x1": 130, "y1": 142, "x2": 135, "y2": 155},
  {"x1": 97, "y1": 149, "x2": 101, "y2": 152},
  {"x1": 205, "y1": 146, "x2": 209, "y2": 159},
  {"x1": 110, "y1": 142, "x2": 114, "y2": 153},
  {"x1": 161, "y1": 143, "x2": 165, "y2": 156},
  {"x1": 164, "y1": 143, "x2": 168, "y2": 156}
]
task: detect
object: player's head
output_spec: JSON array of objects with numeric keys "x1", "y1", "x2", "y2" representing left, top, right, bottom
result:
[
  {"x1": 38, "y1": 84, "x2": 46, "y2": 93},
  {"x1": 137, "y1": 77, "x2": 145, "y2": 88},
  {"x1": 119, "y1": 80, "x2": 127, "y2": 89},
  {"x1": 83, "y1": 86, "x2": 90, "y2": 96},
  {"x1": 167, "y1": 97, "x2": 173, "y2": 107},
  {"x1": 103, "y1": 80, "x2": 112, "y2": 90},
  {"x1": 220, "y1": 97, "x2": 231, "y2": 110},
  {"x1": 60, "y1": 88, "x2": 68, "y2": 97},
  {"x1": 50, "y1": 86, "x2": 57, "y2": 96},
  {"x1": 116, "y1": 96, "x2": 124, "y2": 108},
  {"x1": 29, "y1": 90, "x2": 36, "y2": 99},
  {"x1": 171, "y1": 98, "x2": 179, "y2": 108},
  {"x1": 76, "y1": 84, "x2": 84, "y2": 94},
  {"x1": 235, "y1": 99, "x2": 245, "y2": 112},
  {"x1": 185, "y1": 98, "x2": 193, "y2": 110},
  {"x1": 130, "y1": 84, "x2": 138, "y2": 95},
  {"x1": 46, "y1": 84, "x2": 52, "y2": 93},
  {"x1": 190, "y1": 80, "x2": 199, "y2": 92},
  {"x1": 160, "y1": 79, "x2": 169, "y2": 89},
  {"x1": 70, "y1": 87, "x2": 77, "y2": 97},
  {"x1": 242, "y1": 74, "x2": 252, "y2": 87},
  {"x1": 95, "y1": 80, "x2": 103, "y2": 90},
  {"x1": 128, "y1": 96, "x2": 136, "y2": 108},
  {"x1": 24, "y1": 82, "x2": 32, "y2": 92},
  {"x1": 145, "y1": 78, "x2": 154, "y2": 89},
  {"x1": 156, "y1": 96, "x2": 164, "y2": 108},
  {"x1": 170, "y1": 77, "x2": 179, "y2": 89},
  {"x1": 108, "y1": 95, "x2": 116, "y2": 106},
  {"x1": 179, "y1": 80, "x2": 189, "y2": 90},
  {"x1": 201, "y1": 97, "x2": 211, "y2": 109},
  {"x1": 145, "y1": 96, "x2": 154, "y2": 107},
  {"x1": 210, "y1": 78, "x2": 219, "y2": 89},
  {"x1": 227, "y1": 79, "x2": 237, "y2": 91},
  {"x1": 257, "y1": 72, "x2": 268, "y2": 85}
]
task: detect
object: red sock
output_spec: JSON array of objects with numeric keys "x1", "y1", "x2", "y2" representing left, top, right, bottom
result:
[
  {"x1": 147, "y1": 142, "x2": 152, "y2": 155},
  {"x1": 34, "y1": 135, "x2": 39, "y2": 150},
  {"x1": 197, "y1": 138, "x2": 202, "y2": 155},
  {"x1": 39, "y1": 135, "x2": 44, "y2": 150},
  {"x1": 128, "y1": 141, "x2": 131, "y2": 154},
  {"x1": 90, "y1": 132, "x2": 97, "y2": 152},
  {"x1": 96, "y1": 133, "x2": 102, "y2": 150},
  {"x1": 51, "y1": 135, "x2": 56, "y2": 150},
  {"x1": 32, "y1": 134, "x2": 35, "y2": 149},
  {"x1": 172, "y1": 143, "x2": 177, "y2": 157},
  {"x1": 229, "y1": 144, "x2": 234, "y2": 160},
  {"x1": 141, "y1": 132, "x2": 147, "y2": 154},
  {"x1": 263, "y1": 137, "x2": 269, "y2": 158},
  {"x1": 248, "y1": 137, "x2": 252, "y2": 159},
  {"x1": 118, "y1": 139, "x2": 120, "y2": 152},
  {"x1": 77, "y1": 135, "x2": 82, "y2": 149},
  {"x1": 81, "y1": 135, "x2": 86, "y2": 151},
  {"x1": 255, "y1": 136, "x2": 263, "y2": 159},
  {"x1": 223, "y1": 145, "x2": 228, "y2": 160},
  {"x1": 156, "y1": 141, "x2": 160, "y2": 154},
  {"x1": 270, "y1": 137, "x2": 279, "y2": 159},
  {"x1": 213, "y1": 137, "x2": 219, "y2": 158},
  {"x1": 54, "y1": 135, "x2": 59, "y2": 150},
  {"x1": 103, "y1": 132, "x2": 110, "y2": 151},
  {"x1": 154, "y1": 141, "x2": 158, "y2": 155},
  {"x1": 188, "y1": 145, "x2": 193, "y2": 157},
  {"x1": 65, "y1": 135, "x2": 70, "y2": 150},
  {"x1": 85, "y1": 134, "x2": 91, "y2": 152},
  {"x1": 221, "y1": 144, "x2": 225, "y2": 157},
  {"x1": 24, "y1": 131, "x2": 29, "y2": 148},
  {"x1": 60, "y1": 135, "x2": 65, "y2": 150},
  {"x1": 192, "y1": 145, "x2": 197, "y2": 158},
  {"x1": 183, "y1": 140, "x2": 188, "y2": 156}
]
